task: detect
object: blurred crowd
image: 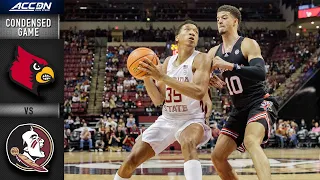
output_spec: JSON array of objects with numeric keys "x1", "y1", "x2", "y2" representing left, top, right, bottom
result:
[
  {"x1": 64, "y1": 114, "x2": 146, "y2": 152},
  {"x1": 62, "y1": 1, "x2": 283, "y2": 22},
  {"x1": 63, "y1": 30, "x2": 95, "y2": 115}
]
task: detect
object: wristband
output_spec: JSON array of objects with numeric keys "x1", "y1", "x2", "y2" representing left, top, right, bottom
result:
[{"x1": 233, "y1": 63, "x2": 241, "y2": 70}]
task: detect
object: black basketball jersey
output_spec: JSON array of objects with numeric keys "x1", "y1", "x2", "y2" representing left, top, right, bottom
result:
[{"x1": 215, "y1": 36, "x2": 267, "y2": 109}]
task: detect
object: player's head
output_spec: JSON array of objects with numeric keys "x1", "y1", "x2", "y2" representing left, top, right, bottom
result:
[
  {"x1": 217, "y1": 5, "x2": 241, "y2": 35},
  {"x1": 175, "y1": 20, "x2": 199, "y2": 47}
]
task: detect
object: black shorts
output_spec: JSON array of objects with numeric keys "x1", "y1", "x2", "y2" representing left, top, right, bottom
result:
[{"x1": 220, "y1": 96, "x2": 279, "y2": 153}]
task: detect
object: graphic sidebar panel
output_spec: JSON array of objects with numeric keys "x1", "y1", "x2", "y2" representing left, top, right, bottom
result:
[{"x1": 0, "y1": 1, "x2": 64, "y2": 179}]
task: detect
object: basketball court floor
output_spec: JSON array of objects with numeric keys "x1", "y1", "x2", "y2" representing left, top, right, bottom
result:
[{"x1": 64, "y1": 148, "x2": 320, "y2": 180}]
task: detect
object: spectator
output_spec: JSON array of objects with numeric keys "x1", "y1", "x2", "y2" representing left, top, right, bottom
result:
[
  {"x1": 106, "y1": 65, "x2": 112, "y2": 72},
  {"x1": 102, "y1": 100, "x2": 110, "y2": 108},
  {"x1": 122, "y1": 135, "x2": 135, "y2": 152},
  {"x1": 276, "y1": 123, "x2": 287, "y2": 148},
  {"x1": 140, "y1": 124, "x2": 146, "y2": 134},
  {"x1": 290, "y1": 121, "x2": 298, "y2": 132},
  {"x1": 118, "y1": 44, "x2": 125, "y2": 55},
  {"x1": 146, "y1": 106, "x2": 153, "y2": 116},
  {"x1": 117, "y1": 82, "x2": 124, "y2": 93},
  {"x1": 116, "y1": 69, "x2": 124, "y2": 78},
  {"x1": 64, "y1": 120, "x2": 70, "y2": 130},
  {"x1": 123, "y1": 77, "x2": 131, "y2": 90},
  {"x1": 116, "y1": 99, "x2": 124, "y2": 108},
  {"x1": 80, "y1": 81, "x2": 90, "y2": 92},
  {"x1": 80, "y1": 127, "x2": 94, "y2": 151},
  {"x1": 136, "y1": 81, "x2": 145, "y2": 92},
  {"x1": 95, "y1": 130, "x2": 105, "y2": 152},
  {"x1": 300, "y1": 119, "x2": 308, "y2": 130},
  {"x1": 109, "y1": 98, "x2": 116, "y2": 109},
  {"x1": 64, "y1": 99, "x2": 72, "y2": 114},
  {"x1": 287, "y1": 125, "x2": 298, "y2": 147},
  {"x1": 105, "y1": 117, "x2": 117, "y2": 128},
  {"x1": 109, "y1": 126, "x2": 125, "y2": 152},
  {"x1": 72, "y1": 93, "x2": 80, "y2": 102},
  {"x1": 123, "y1": 67, "x2": 130, "y2": 77},
  {"x1": 64, "y1": 128, "x2": 73, "y2": 151},
  {"x1": 104, "y1": 126, "x2": 112, "y2": 150},
  {"x1": 74, "y1": 116, "x2": 81, "y2": 128},
  {"x1": 311, "y1": 119, "x2": 316, "y2": 129},
  {"x1": 80, "y1": 93, "x2": 87, "y2": 102},
  {"x1": 130, "y1": 77, "x2": 137, "y2": 87},
  {"x1": 65, "y1": 116, "x2": 74, "y2": 125},
  {"x1": 129, "y1": 124, "x2": 140, "y2": 139},
  {"x1": 126, "y1": 114, "x2": 136, "y2": 128},
  {"x1": 118, "y1": 118, "x2": 125, "y2": 127},
  {"x1": 111, "y1": 114, "x2": 118, "y2": 122},
  {"x1": 311, "y1": 122, "x2": 320, "y2": 133},
  {"x1": 96, "y1": 118, "x2": 105, "y2": 132}
]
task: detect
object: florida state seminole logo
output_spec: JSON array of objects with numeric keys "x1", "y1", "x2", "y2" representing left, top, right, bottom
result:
[{"x1": 6, "y1": 123, "x2": 54, "y2": 172}]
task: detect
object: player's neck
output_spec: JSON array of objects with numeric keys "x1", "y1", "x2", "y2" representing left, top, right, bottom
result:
[
  {"x1": 176, "y1": 47, "x2": 194, "y2": 65},
  {"x1": 221, "y1": 32, "x2": 240, "y2": 50}
]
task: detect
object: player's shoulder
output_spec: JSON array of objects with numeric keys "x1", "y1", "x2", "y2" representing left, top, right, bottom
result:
[
  {"x1": 242, "y1": 37, "x2": 260, "y2": 47},
  {"x1": 241, "y1": 37, "x2": 261, "y2": 54},
  {"x1": 162, "y1": 55, "x2": 172, "y2": 70},
  {"x1": 207, "y1": 45, "x2": 220, "y2": 57},
  {"x1": 195, "y1": 51, "x2": 207, "y2": 58},
  {"x1": 194, "y1": 51, "x2": 209, "y2": 62},
  {"x1": 193, "y1": 51, "x2": 211, "y2": 69}
]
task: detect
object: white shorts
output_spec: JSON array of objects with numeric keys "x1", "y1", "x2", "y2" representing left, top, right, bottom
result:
[{"x1": 139, "y1": 115, "x2": 212, "y2": 155}]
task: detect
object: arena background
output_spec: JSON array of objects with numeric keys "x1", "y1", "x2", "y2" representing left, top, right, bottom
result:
[{"x1": 62, "y1": 0, "x2": 320, "y2": 179}]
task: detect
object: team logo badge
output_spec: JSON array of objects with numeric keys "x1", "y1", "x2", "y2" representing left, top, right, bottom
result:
[
  {"x1": 182, "y1": 64, "x2": 188, "y2": 75},
  {"x1": 235, "y1": 49, "x2": 239, "y2": 55},
  {"x1": 9, "y1": 46, "x2": 55, "y2": 96},
  {"x1": 6, "y1": 123, "x2": 54, "y2": 172},
  {"x1": 261, "y1": 101, "x2": 273, "y2": 112}
]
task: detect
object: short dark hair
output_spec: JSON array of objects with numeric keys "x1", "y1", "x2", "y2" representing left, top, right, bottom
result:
[
  {"x1": 176, "y1": 20, "x2": 198, "y2": 35},
  {"x1": 217, "y1": 5, "x2": 242, "y2": 25}
]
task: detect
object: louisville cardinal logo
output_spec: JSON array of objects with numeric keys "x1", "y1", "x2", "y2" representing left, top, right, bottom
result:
[
  {"x1": 9, "y1": 46, "x2": 55, "y2": 96},
  {"x1": 6, "y1": 123, "x2": 54, "y2": 172}
]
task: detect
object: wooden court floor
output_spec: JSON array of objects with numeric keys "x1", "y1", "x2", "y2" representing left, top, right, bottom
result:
[{"x1": 64, "y1": 148, "x2": 320, "y2": 180}]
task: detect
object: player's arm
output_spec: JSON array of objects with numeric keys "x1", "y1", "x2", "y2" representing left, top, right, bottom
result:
[
  {"x1": 235, "y1": 38, "x2": 266, "y2": 81},
  {"x1": 143, "y1": 57, "x2": 168, "y2": 106},
  {"x1": 213, "y1": 38, "x2": 266, "y2": 81},
  {"x1": 161, "y1": 53, "x2": 211, "y2": 100},
  {"x1": 202, "y1": 89, "x2": 212, "y2": 125},
  {"x1": 208, "y1": 46, "x2": 226, "y2": 89}
]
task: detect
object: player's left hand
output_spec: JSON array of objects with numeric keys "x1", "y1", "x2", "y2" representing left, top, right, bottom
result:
[
  {"x1": 138, "y1": 58, "x2": 165, "y2": 81},
  {"x1": 212, "y1": 56, "x2": 233, "y2": 71}
]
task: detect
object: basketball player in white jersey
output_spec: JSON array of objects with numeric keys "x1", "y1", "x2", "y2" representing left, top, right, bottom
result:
[{"x1": 114, "y1": 20, "x2": 212, "y2": 180}]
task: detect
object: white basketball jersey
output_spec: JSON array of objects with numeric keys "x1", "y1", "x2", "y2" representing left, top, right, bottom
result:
[{"x1": 162, "y1": 50, "x2": 204, "y2": 120}]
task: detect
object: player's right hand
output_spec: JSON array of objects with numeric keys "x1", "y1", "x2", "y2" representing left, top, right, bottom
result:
[{"x1": 209, "y1": 74, "x2": 225, "y2": 89}]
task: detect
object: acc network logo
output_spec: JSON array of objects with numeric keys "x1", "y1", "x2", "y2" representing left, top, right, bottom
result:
[{"x1": 9, "y1": 2, "x2": 52, "y2": 12}]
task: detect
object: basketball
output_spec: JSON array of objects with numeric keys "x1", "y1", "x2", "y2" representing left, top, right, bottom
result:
[{"x1": 127, "y1": 47, "x2": 159, "y2": 79}]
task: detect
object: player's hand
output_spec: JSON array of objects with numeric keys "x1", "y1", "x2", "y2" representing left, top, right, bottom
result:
[
  {"x1": 138, "y1": 58, "x2": 165, "y2": 81},
  {"x1": 209, "y1": 74, "x2": 226, "y2": 89},
  {"x1": 212, "y1": 56, "x2": 233, "y2": 71}
]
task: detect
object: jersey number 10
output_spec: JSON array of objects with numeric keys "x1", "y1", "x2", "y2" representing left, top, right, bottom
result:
[{"x1": 225, "y1": 76, "x2": 243, "y2": 95}]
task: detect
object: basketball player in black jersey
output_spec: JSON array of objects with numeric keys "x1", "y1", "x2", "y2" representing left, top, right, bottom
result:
[{"x1": 208, "y1": 5, "x2": 279, "y2": 180}]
